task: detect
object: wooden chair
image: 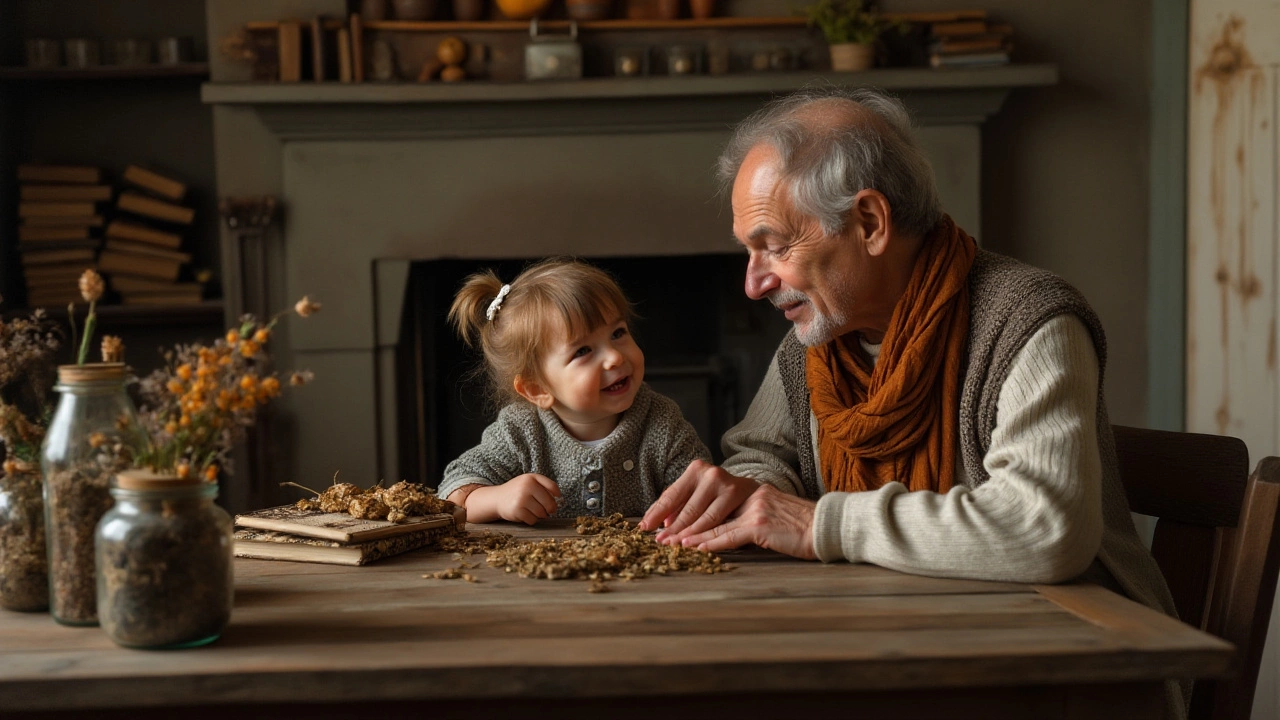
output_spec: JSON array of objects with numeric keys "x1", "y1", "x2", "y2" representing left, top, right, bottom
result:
[{"x1": 1112, "y1": 425, "x2": 1280, "y2": 720}]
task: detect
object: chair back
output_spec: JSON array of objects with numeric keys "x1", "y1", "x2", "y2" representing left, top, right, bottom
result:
[{"x1": 1112, "y1": 425, "x2": 1280, "y2": 720}]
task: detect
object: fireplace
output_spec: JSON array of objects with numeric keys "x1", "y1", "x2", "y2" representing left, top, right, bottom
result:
[
  {"x1": 395, "y1": 254, "x2": 792, "y2": 487},
  {"x1": 202, "y1": 65, "x2": 1056, "y2": 513}
]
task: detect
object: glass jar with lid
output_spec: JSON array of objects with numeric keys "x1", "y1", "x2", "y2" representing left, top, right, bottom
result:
[
  {"x1": 40, "y1": 363, "x2": 146, "y2": 626},
  {"x1": 0, "y1": 466, "x2": 48, "y2": 611},
  {"x1": 96, "y1": 468, "x2": 233, "y2": 648}
]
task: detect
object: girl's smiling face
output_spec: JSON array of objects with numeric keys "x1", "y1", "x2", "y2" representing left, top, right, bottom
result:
[{"x1": 519, "y1": 316, "x2": 645, "y2": 442}]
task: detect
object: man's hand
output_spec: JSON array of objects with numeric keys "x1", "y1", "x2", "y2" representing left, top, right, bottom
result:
[
  {"x1": 640, "y1": 459, "x2": 761, "y2": 544},
  {"x1": 680, "y1": 483, "x2": 818, "y2": 560},
  {"x1": 465, "y1": 474, "x2": 561, "y2": 525}
]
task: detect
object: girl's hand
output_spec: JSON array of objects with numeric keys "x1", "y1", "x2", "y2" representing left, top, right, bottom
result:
[{"x1": 462, "y1": 474, "x2": 561, "y2": 525}]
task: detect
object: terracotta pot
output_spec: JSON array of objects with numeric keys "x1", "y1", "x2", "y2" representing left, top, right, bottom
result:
[
  {"x1": 689, "y1": 0, "x2": 714, "y2": 19},
  {"x1": 828, "y1": 42, "x2": 874, "y2": 71},
  {"x1": 392, "y1": 0, "x2": 437, "y2": 20},
  {"x1": 656, "y1": 0, "x2": 679, "y2": 19},
  {"x1": 494, "y1": 0, "x2": 551, "y2": 19},
  {"x1": 566, "y1": 0, "x2": 611, "y2": 20},
  {"x1": 452, "y1": 0, "x2": 487, "y2": 21}
]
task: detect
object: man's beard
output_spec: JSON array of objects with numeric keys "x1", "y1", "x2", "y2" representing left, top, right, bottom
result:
[{"x1": 770, "y1": 289, "x2": 845, "y2": 347}]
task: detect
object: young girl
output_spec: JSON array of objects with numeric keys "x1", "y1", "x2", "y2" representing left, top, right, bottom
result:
[{"x1": 438, "y1": 258, "x2": 712, "y2": 525}]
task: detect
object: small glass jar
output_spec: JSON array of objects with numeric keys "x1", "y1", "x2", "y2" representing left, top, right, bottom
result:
[
  {"x1": 96, "y1": 469, "x2": 233, "y2": 649},
  {"x1": 0, "y1": 468, "x2": 49, "y2": 611},
  {"x1": 41, "y1": 364, "x2": 146, "y2": 626}
]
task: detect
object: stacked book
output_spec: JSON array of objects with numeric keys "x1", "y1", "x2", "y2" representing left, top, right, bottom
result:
[
  {"x1": 927, "y1": 19, "x2": 1013, "y2": 69},
  {"x1": 234, "y1": 504, "x2": 466, "y2": 566},
  {"x1": 101, "y1": 165, "x2": 202, "y2": 306},
  {"x1": 16, "y1": 164, "x2": 108, "y2": 308}
]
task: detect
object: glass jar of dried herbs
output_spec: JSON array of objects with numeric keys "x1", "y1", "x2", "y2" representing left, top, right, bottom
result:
[
  {"x1": 0, "y1": 468, "x2": 48, "y2": 611},
  {"x1": 96, "y1": 468, "x2": 232, "y2": 648},
  {"x1": 41, "y1": 363, "x2": 145, "y2": 626}
]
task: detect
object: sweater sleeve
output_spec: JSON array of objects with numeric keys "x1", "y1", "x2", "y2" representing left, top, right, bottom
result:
[
  {"x1": 720, "y1": 355, "x2": 805, "y2": 496},
  {"x1": 810, "y1": 314, "x2": 1105, "y2": 583},
  {"x1": 662, "y1": 414, "x2": 715, "y2": 488},
  {"x1": 437, "y1": 406, "x2": 532, "y2": 500}
]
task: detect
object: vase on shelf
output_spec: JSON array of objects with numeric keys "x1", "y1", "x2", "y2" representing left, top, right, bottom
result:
[
  {"x1": 566, "y1": 0, "x2": 611, "y2": 20},
  {"x1": 452, "y1": 0, "x2": 488, "y2": 21},
  {"x1": 393, "y1": 0, "x2": 438, "y2": 20},
  {"x1": 495, "y1": 0, "x2": 552, "y2": 19},
  {"x1": 689, "y1": 0, "x2": 714, "y2": 19},
  {"x1": 0, "y1": 467, "x2": 48, "y2": 612},
  {"x1": 361, "y1": 0, "x2": 389, "y2": 20}
]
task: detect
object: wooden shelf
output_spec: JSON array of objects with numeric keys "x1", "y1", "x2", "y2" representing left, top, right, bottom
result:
[
  {"x1": 4, "y1": 301, "x2": 225, "y2": 326},
  {"x1": 202, "y1": 65, "x2": 1059, "y2": 105},
  {"x1": 244, "y1": 10, "x2": 985, "y2": 33},
  {"x1": 0, "y1": 63, "x2": 210, "y2": 81}
]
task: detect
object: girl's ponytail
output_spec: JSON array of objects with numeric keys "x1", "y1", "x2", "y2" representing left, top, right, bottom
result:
[{"x1": 447, "y1": 269, "x2": 505, "y2": 348}]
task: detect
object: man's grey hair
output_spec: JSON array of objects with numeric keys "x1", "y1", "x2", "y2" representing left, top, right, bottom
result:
[{"x1": 717, "y1": 86, "x2": 943, "y2": 240}]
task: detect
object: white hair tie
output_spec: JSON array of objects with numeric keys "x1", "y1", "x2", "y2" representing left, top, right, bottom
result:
[{"x1": 486, "y1": 284, "x2": 511, "y2": 322}]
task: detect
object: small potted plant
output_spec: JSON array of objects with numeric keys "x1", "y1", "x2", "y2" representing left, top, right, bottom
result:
[
  {"x1": 93, "y1": 297, "x2": 320, "y2": 648},
  {"x1": 803, "y1": 0, "x2": 896, "y2": 71}
]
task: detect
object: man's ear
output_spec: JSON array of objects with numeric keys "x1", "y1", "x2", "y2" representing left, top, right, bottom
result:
[
  {"x1": 514, "y1": 375, "x2": 555, "y2": 409},
  {"x1": 848, "y1": 189, "x2": 892, "y2": 257}
]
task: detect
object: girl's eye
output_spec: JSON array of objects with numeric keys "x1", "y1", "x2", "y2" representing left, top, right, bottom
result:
[
  {"x1": 573, "y1": 346, "x2": 591, "y2": 359},
  {"x1": 611, "y1": 326, "x2": 628, "y2": 340}
]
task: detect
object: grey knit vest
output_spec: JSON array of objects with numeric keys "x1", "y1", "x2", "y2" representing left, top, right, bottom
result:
[{"x1": 775, "y1": 249, "x2": 1178, "y2": 618}]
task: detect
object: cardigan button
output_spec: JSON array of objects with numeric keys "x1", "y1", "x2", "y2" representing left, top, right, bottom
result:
[
  {"x1": 586, "y1": 497, "x2": 600, "y2": 509},
  {"x1": 623, "y1": 460, "x2": 634, "y2": 471},
  {"x1": 587, "y1": 480, "x2": 601, "y2": 492}
]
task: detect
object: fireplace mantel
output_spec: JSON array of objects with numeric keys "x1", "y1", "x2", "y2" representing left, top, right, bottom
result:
[{"x1": 204, "y1": 66, "x2": 1056, "y2": 510}]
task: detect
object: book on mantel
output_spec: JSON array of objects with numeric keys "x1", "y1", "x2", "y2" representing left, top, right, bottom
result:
[{"x1": 233, "y1": 503, "x2": 465, "y2": 566}]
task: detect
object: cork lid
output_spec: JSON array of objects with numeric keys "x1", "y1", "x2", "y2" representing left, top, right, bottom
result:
[
  {"x1": 115, "y1": 468, "x2": 203, "y2": 490},
  {"x1": 57, "y1": 363, "x2": 126, "y2": 384}
]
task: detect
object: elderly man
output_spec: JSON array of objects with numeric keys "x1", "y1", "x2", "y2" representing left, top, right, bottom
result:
[{"x1": 640, "y1": 86, "x2": 1176, "y2": 630}]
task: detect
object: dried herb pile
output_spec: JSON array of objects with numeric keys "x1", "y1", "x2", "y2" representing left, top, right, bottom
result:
[
  {"x1": 291, "y1": 479, "x2": 453, "y2": 523},
  {"x1": 429, "y1": 514, "x2": 730, "y2": 592}
]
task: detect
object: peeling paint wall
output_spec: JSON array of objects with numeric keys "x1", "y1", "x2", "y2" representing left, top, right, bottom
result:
[{"x1": 1188, "y1": 4, "x2": 1280, "y2": 719}]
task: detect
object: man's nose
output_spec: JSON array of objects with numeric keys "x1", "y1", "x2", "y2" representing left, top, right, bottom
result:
[{"x1": 744, "y1": 255, "x2": 779, "y2": 300}]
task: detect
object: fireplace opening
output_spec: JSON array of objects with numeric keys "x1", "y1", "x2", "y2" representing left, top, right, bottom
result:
[{"x1": 395, "y1": 254, "x2": 793, "y2": 489}]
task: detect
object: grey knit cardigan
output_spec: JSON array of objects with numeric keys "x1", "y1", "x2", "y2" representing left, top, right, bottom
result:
[{"x1": 438, "y1": 383, "x2": 712, "y2": 518}]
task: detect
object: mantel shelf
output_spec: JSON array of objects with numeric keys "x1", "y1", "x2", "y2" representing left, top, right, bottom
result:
[
  {"x1": 202, "y1": 64, "x2": 1058, "y2": 105},
  {"x1": 0, "y1": 63, "x2": 210, "y2": 81}
]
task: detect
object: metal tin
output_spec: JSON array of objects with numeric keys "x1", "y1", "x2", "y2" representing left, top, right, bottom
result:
[{"x1": 524, "y1": 19, "x2": 582, "y2": 80}]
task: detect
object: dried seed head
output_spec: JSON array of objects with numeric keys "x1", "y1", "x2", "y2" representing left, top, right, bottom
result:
[
  {"x1": 295, "y1": 295, "x2": 322, "y2": 318},
  {"x1": 101, "y1": 335, "x2": 124, "y2": 363},
  {"x1": 78, "y1": 269, "x2": 104, "y2": 303}
]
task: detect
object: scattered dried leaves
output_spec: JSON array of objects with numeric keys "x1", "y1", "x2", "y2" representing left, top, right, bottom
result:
[{"x1": 293, "y1": 479, "x2": 452, "y2": 523}]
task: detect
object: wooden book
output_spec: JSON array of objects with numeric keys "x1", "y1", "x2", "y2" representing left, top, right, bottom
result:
[
  {"x1": 234, "y1": 524, "x2": 458, "y2": 566},
  {"x1": 337, "y1": 28, "x2": 353, "y2": 82},
  {"x1": 21, "y1": 248, "x2": 97, "y2": 266},
  {"x1": 311, "y1": 15, "x2": 327, "y2": 82},
  {"x1": 278, "y1": 20, "x2": 303, "y2": 82},
  {"x1": 110, "y1": 276, "x2": 202, "y2": 294},
  {"x1": 104, "y1": 239, "x2": 192, "y2": 263},
  {"x1": 350, "y1": 13, "x2": 364, "y2": 83},
  {"x1": 24, "y1": 262, "x2": 95, "y2": 281},
  {"x1": 105, "y1": 220, "x2": 182, "y2": 249},
  {"x1": 17, "y1": 164, "x2": 101, "y2": 184},
  {"x1": 19, "y1": 201, "x2": 97, "y2": 218},
  {"x1": 930, "y1": 20, "x2": 988, "y2": 37},
  {"x1": 930, "y1": 37, "x2": 1012, "y2": 55},
  {"x1": 98, "y1": 250, "x2": 182, "y2": 281},
  {"x1": 122, "y1": 165, "x2": 186, "y2": 201},
  {"x1": 18, "y1": 239, "x2": 100, "y2": 253},
  {"x1": 235, "y1": 504, "x2": 464, "y2": 543},
  {"x1": 120, "y1": 292, "x2": 206, "y2": 306},
  {"x1": 22, "y1": 214, "x2": 104, "y2": 227},
  {"x1": 117, "y1": 192, "x2": 195, "y2": 225},
  {"x1": 18, "y1": 225, "x2": 91, "y2": 242},
  {"x1": 20, "y1": 185, "x2": 112, "y2": 202}
]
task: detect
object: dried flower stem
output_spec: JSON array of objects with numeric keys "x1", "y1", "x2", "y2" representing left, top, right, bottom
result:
[{"x1": 76, "y1": 300, "x2": 96, "y2": 365}]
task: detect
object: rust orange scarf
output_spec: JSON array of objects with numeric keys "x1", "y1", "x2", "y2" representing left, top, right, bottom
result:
[{"x1": 805, "y1": 215, "x2": 977, "y2": 494}]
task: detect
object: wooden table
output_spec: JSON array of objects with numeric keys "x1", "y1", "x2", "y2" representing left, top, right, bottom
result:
[{"x1": 0, "y1": 522, "x2": 1234, "y2": 719}]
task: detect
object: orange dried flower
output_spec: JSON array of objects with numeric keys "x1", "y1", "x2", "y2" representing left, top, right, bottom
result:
[
  {"x1": 176, "y1": 364, "x2": 193, "y2": 381},
  {"x1": 164, "y1": 421, "x2": 178, "y2": 435},
  {"x1": 167, "y1": 379, "x2": 184, "y2": 395},
  {"x1": 260, "y1": 376, "x2": 281, "y2": 396},
  {"x1": 177, "y1": 463, "x2": 191, "y2": 479},
  {"x1": 253, "y1": 328, "x2": 271, "y2": 343},
  {"x1": 226, "y1": 329, "x2": 240, "y2": 344},
  {"x1": 239, "y1": 340, "x2": 260, "y2": 358},
  {"x1": 78, "y1": 269, "x2": 104, "y2": 303},
  {"x1": 239, "y1": 375, "x2": 257, "y2": 392},
  {"x1": 204, "y1": 465, "x2": 218, "y2": 482},
  {"x1": 89, "y1": 432, "x2": 107, "y2": 448},
  {"x1": 295, "y1": 295, "x2": 322, "y2": 317}
]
